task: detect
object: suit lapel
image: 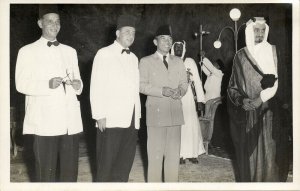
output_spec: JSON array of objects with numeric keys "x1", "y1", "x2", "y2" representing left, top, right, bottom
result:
[
  {"x1": 152, "y1": 53, "x2": 168, "y2": 72},
  {"x1": 167, "y1": 55, "x2": 178, "y2": 73}
]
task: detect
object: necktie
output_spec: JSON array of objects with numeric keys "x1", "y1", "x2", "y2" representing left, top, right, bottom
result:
[
  {"x1": 121, "y1": 49, "x2": 130, "y2": 54},
  {"x1": 47, "y1": 41, "x2": 60, "y2": 47},
  {"x1": 163, "y1": 56, "x2": 168, "y2": 69}
]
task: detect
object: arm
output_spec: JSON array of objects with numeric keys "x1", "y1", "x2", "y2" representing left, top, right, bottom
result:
[
  {"x1": 15, "y1": 47, "x2": 51, "y2": 96},
  {"x1": 90, "y1": 50, "x2": 109, "y2": 120},
  {"x1": 260, "y1": 80, "x2": 278, "y2": 102},
  {"x1": 201, "y1": 58, "x2": 211, "y2": 76},
  {"x1": 70, "y1": 49, "x2": 83, "y2": 95},
  {"x1": 202, "y1": 57, "x2": 223, "y2": 78},
  {"x1": 139, "y1": 58, "x2": 164, "y2": 97},
  {"x1": 227, "y1": 55, "x2": 246, "y2": 107},
  {"x1": 134, "y1": 58, "x2": 141, "y2": 119}
]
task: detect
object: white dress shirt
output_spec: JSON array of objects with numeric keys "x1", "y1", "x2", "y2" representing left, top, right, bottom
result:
[
  {"x1": 156, "y1": 51, "x2": 170, "y2": 62},
  {"x1": 90, "y1": 40, "x2": 141, "y2": 129}
]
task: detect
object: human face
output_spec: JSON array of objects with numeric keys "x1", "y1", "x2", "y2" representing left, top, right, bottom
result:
[
  {"x1": 154, "y1": 35, "x2": 173, "y2": 55},
  {"x1": 253, "y1": 23, "x2": 266, "y2": 44},
  {"x1": 38, "y1": 13, "x2": 60, "y2": 41},
  {"x1": 174, "y1": 43, "x2": 183, "y2": 57},
  {"x1": 116, "y1": 26, "x2": 136, "y2": 48}
]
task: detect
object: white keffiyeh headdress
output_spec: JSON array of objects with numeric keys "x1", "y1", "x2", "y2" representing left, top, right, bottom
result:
[
  {"x1": 171, "y1": 40, "x2": 186, "y2": 59},
  {"x1": 245, "y1": 17, "x2": 276, "y2": 76}
]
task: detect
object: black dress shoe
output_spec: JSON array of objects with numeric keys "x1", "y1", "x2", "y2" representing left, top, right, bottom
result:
[
  {"x1": 180, "y1": 158, "x2": 186, "y2": 164},
  {"x1": 189, "y1": 158, "x2": 199, "y2": 164}
]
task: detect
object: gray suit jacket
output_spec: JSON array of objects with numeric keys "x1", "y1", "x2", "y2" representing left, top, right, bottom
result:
[{"x1": 139, "y1": 52, "x2": 188, "y2": 127}]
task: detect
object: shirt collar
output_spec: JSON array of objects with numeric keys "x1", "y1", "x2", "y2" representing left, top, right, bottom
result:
[
  {"x1": 156, "y1": 51, "x2": 169, "y2": 61},
  {"x1": 39, "y1": 36, "x2": 58, "y2": 46},
  {"x1": 114, "y1": 40, "x2": 130, "y2": 53}
]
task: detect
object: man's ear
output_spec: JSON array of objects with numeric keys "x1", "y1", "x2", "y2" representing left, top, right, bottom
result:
[
  {"x1": 153, "y1": 38, "x2": 158, "y2": 46},
  {"x1": 116, "y1": 30, "x2": 120, "y2": 38},
  {"x1": 37, "y1": 19, "x2": 43, "y2": 29}
]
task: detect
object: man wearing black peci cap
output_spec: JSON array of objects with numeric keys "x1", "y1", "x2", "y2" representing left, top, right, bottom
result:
[
  {"x1": 90, "y1": 14, "x2": 141, "y2": 182},
  {"x1": 15, "y1": 4, "x2": 83, "y2": 182},
  {"x1": 139, "y1": 25, "x2": 188, "y2": 182}
]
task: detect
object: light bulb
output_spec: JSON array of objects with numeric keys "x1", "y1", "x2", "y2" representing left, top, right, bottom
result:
[
  {"x1": 229, "y1": 8, "x2": 241, "y2": 21},
  {"x1": 214, "y1": 40, "x2": 222, "y2": 49}
]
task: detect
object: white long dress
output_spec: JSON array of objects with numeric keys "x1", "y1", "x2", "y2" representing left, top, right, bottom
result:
[{"x1": 180, "y1": 58, "x2": 206, "y2": 159}]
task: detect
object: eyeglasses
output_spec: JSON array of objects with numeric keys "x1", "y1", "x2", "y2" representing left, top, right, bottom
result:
[
  {"x1": 61, "y1": 70, "x2": 72, "y2": 94},
  {"x1": 61, "y1": 70, "x2": 73, "y2": 90},
  {"x1": 62, "y1": 72, "x2": 72, "y2": 82}
]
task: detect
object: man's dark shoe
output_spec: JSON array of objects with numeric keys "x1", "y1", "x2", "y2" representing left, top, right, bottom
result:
[
  {"x1": 189, "y1": 158, "x2": 199, "y2": 164},
  {"x1": 180, "y1": 158, "x2": 186, "y2": 164}
]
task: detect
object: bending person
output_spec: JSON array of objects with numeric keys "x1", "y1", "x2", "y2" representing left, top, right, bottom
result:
[{"x1": 201, "y1": 58, "x2": 224, "y2": 118}]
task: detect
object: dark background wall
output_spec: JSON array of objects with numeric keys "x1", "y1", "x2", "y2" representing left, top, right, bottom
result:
[{"x1": 10, "y1": 4, "x2": 292, "y2": 150}]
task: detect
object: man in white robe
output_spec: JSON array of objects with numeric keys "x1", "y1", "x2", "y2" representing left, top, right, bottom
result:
[
  {"x1": 227, "y1": 17, "x2": 289, "y2": 182},
  {"x1": 171, "y1": 40, "x2": 206, "y2": 164}
]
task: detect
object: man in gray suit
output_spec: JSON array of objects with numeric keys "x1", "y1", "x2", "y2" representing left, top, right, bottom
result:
[{"x1": 139, "y1": 25, "x2": 188, "y2": 182}]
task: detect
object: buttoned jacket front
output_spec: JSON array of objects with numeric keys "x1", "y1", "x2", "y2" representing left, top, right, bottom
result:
[
  {"x1": 15, "y1": 37, "x2": 83, "y2": 136},
  {"x1": 139, "y1": 52, "x2": 188, "y2": 127},
  {"x1": 90, "y1": 41, "x2": 141, "y2": 129}
]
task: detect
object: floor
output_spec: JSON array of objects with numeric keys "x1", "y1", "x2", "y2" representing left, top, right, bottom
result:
[{"x1": 10, "y1": 136, "x2": 293, "y2": 183}]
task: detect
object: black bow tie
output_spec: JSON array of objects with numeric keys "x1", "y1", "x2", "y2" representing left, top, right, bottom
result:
[
  {"x1": 121, "y1": 49, "x2": 130, "y2": 54},
  {"x1": 47, "y1": 41, "x2": 60, "y2": 47}
]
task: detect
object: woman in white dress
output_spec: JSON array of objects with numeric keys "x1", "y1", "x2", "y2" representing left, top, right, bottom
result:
[{"x1": 171, "y1": 41, "x2": 206, "y2": 164}]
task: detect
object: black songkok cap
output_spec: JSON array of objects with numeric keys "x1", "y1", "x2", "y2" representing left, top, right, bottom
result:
[
  {"x1": 39, "y1": 4, "x2": 59, "y2": 19},
  {"x1": 116, "y1": 14, "x2": 136, "y2": 29},
  {"x1": 155, "y1": 25, "x2": 172, "y2": 37}
]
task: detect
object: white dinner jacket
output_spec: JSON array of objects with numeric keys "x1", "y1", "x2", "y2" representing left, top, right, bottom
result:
[
  {"x1": 15, "y1": 37, "x2": 83, "y2": 136},
  {"x1": 90, "y1": 40, "x2": 141, "y2": 129}
]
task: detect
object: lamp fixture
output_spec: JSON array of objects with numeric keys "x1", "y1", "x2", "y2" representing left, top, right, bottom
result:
[{"x1": 213, "y1": 8, "x2": 245, "y2": 53}]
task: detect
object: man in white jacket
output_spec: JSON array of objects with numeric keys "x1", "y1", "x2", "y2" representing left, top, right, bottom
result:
[
  {"x1": 90, "y1": 14, "x2": 141, "y2": 182},
  {"x1": 15, "y1": 5, "x2": 83, "y2": 182}
]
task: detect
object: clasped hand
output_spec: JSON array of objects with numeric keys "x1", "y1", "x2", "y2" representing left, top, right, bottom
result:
[
  {"x1": 49, "y1": 77, "x2": 81, "y2": 90},
  {"x1": 162, "y1": 87, "x2": 183, "y2": 100},
  {"x1": 242, "y1": 97, "x2": 262, "y2": 111}
]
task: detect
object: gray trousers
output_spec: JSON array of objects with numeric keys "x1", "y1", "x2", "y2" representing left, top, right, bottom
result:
[{"x1": 147, "y1": 125, "x2": 181, "y2": 182}]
